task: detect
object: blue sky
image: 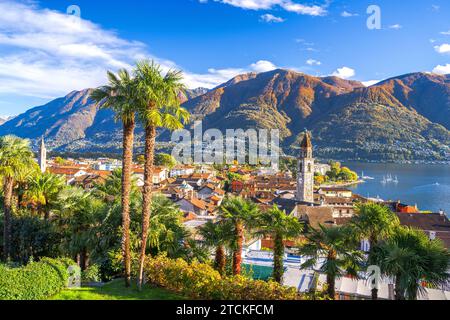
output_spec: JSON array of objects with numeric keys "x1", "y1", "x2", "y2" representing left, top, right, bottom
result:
[{"x1": 0, "y1": 0, "x2": 449, "y2": 116}]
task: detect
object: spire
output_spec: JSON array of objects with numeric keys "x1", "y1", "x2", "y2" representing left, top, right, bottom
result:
[{"x1": 300, "y1": 130, "x2": 312, "y2": 149}]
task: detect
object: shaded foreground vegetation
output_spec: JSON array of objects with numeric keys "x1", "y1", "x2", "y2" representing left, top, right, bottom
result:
[{"x1": 51, "y1": 279, "x2": 184, "y2": 300}]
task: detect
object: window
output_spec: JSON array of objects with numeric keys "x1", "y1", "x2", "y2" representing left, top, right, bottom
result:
[{"x1": 308, "y1": 163, "x2": 312, "y2": 172}]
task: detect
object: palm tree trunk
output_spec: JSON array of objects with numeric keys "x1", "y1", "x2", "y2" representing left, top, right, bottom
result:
[
  {"x1": 2, "y1": 177, "x2": 14, "y2": 262},
  {"x1": 327, "y1": 252, "x2": 337, "y2": 299},
  {"x1": 273, "y1": 233, "x2": 285, "y2": 283},
  {"x1": 232, "y1": 221, "x2": 244, "y2": 275},
  {"x1": 138, "y1": 125, "x2": 157, "y2": 290},
  {"x1": 327, "y1": 273, "x2": 336, "y2": 299},
  {"x1": 121, "y1": 118, "x2": 135, "y2": 288},
  {"x1": 395, "y1": 276, "x2": 405, "y2": 300},
  {"x1": 215, "y1": 245, "x2": 226, "y2": 276}
]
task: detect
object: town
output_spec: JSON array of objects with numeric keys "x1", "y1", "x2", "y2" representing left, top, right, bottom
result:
[{"x1": 26, "y1": 130, "x2": 449, "y2": 300}]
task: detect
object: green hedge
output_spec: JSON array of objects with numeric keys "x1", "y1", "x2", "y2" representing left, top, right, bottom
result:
[
  {"x1": 0, "y1": 258, "x2": 75, "y2": 300},
  {"x1": 145, "y1": 255, "x2": 302, "y2": 300}
]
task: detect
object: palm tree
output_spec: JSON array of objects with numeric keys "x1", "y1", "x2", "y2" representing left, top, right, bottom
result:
[
  {"x1": 90, "y1": 69, "x2": 137, "y2": 287},
  {"x1": 351, "y1": 203, "x2": 400, "y2": 299},
  {"x1": 198, "y1": 220, "x2": 234, "y2": 276},
  {"x1": 254, "y1": 205, "x2": 303, "y2": 283},
  {"x1": 57, "y1": 187, "x2": 106, "y2": 270},
  {"x1": 93, "y1": 168, "x2": 139, "y2": 203},
  {"x1": 0, "y1": 136, "x2": 35, "y2": 261},
  {"x1": 219, "y1": 196, "x2": 260, "y2": 275},
  {"x1": 371, "y1": 226, "x2": 449, "y2": 300},
  {"x1": 24, "y1": 172, "x2": 65, "y2": 219},
  {"x1": 146, "y1": 195, "x2": 187, "y2": 256},
  {"x1": 133, "y1": 60, "x2": 189, "y2": 289},
  {"x1": 298, "y1": 225, "x2": 364, "y2": 299}
]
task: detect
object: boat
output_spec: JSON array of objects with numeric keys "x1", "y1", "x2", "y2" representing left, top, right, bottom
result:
[
  {"x1": 361, "y1": 171, "x2": 375, "y2": 180},
  {"x1": 381, "y1": 174, "x2": 399, "y2": 184}
]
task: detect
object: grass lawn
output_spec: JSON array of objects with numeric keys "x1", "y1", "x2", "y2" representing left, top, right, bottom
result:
[{"x1": 50, "y1": 279, "x2": 184, "y2": 300}]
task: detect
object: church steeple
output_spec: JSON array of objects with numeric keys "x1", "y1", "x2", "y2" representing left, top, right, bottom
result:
[
  {"x1": 296, "y1": 130, "x2": 314, "y2": 203},
  {"x1": 39, "y1": 137, "x2": 47, "y2": 173}
]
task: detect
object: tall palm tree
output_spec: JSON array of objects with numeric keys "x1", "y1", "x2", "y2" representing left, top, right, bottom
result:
[
  {"x1": 219, "y1": 196, "x2": 260, "y2": 275},
  {"x1": 90, "y1": 69, "x2": 137, "y2": 287},
  {"x1": 351, "y1": 203, "x2": 399, "y2": 299},
  {"x1": 298, "y1": 225, "x2": 363, "y2": 299},
  {"x1": 24, "y1": 172, "x2": 65, "y2": 220},
  {"x1": 0, "y1": 136, "x2": 35, "y2": 261},
  {"x1": 254, "y1": 205, "x2": 303, "y2": 283},
  {"x1": 371, "y1": 226, "x2": 449, "y2": 300},
  {"x1": 133, "y1": 60, "x2": 189, "y2": 289},
  {"x1": 199, "y1": 220, "x2": 234, "y2": 276}
]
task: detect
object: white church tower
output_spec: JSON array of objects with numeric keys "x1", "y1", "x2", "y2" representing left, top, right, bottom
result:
[
  {"x1": 296, "y1": 131, "x2": 314, "y2": 203},
  {"x1": 39, "y1": 137, "x2": 47, "y2": 173}
]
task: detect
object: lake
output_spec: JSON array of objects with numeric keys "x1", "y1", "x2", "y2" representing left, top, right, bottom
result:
[{"x1": 341, "y1": 162, "x2": 450, "y2": 214}]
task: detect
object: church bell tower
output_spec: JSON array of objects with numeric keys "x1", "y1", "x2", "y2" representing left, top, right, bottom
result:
[
  {"x1": 296, "y1": 131, "x2": 314, "y2": 203},
  {"x1": 39, "y1": 137, "x2": 47, "y2": 173}
]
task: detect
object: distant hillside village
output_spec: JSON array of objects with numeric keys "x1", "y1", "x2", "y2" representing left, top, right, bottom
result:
[{"x1": 35, "y1": 132, "x2": 450, "y2": 300}]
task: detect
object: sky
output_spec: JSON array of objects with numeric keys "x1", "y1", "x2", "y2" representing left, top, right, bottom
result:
[{"x1": 0, "y1": 0, "x2": 449, "y2": 116}]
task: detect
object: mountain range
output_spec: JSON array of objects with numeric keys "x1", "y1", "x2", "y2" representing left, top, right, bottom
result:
[{"x1": 0, "y1": 69, "x2": 449, "y2": 161}]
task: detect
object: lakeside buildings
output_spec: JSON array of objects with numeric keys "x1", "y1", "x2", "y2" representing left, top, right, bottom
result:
[{"x1": 38, "y1": 134, "x2": 450, "y2": 299}]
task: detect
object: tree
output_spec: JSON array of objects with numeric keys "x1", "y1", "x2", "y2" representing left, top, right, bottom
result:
[
  {"x1": 154, "y1": 153, "x2": 177, "y2": 169},
  {"x1": 371, "y1": 226, "x2": 449, "y2": 300},
  {"x1": 133, "y1": 60, "x2": 190, "y2": 289},
  {"x1": 90, "y1": 69, "x2": 137, "y2": 287},
  {"x1": 351, "y1": 203, "x2": 400, "y2": 299},
  {"x1": 146, "y1": 195, "x2": 188, "y2": 257},
  {"x1": 254, "y1": 206, "x2": 303, "y2": 283},
  {"x1": 94, "y1": 168, "x2": 139, "y2": 203},
  {"x1": 24, "y1": 172, "x2": 66, "y2": 220},
  {"x1": 0, "y1": 136, "x2": 36, "y2": 261},
  {"x1": 54, "y1": 157, "x2": 66, "y2": 165},
  {"x1": 198, "y1": 220, "x2": 234, "y2": 275},
  {"x1": 136, "y1": 155, "x2": 145, "y2": 165},
  {"x1": 57, "y1": 187, "x2": 106, "y2": 270},
  {"x1": 298, "y1": 225, "x2": 363, "y2": 299},
  {"x1": 219, "y1": 196, "x2": 260, "y2": 275}
]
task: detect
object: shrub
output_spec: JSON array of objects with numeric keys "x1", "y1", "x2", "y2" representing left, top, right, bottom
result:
[
  {"x1": 82, "y1": 264, "x2": 101, "y2": 283},
  {"x1": 0, "y1": 257, "x2": 75, "y2": 300},
  {"x1": 145, "y1": 254, "x2": 301, "y2": 300}
]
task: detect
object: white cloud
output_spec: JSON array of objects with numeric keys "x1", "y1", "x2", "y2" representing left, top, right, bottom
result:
[
  {"x1": 332, "y1": 67, "x2": 355, "y2": 79},
  {"x1": 389, "y1": 24, "x2": 402, "y2": 30},
  {"x1": 211, "y1": 0, "x2": 327, "y2": 16},
  {"x1": 440, "y1": 30, "x2": 450, "y2": 35},
  {"x1": 362, "y1": 80, "x2": 380, "y2": 87},
  {"x1": 434, "y1": 43, "x2": 450, "y2": 54},
  {"x1": 250, "y1": 60, "x2": 277, "y2": 72},
  {"x1": 306, "y1": 59, "x2": 321, "y2": 66},
  {"x1": 433, "y1": 64, "x2": 450, "y2": 74},
  {"x1": 341, "y1": 11, "x2": 358, "y2": 17},
  {"x1": 260, "y1": 14, "x2": 285, "y2": 23},
  {"x1": 0, "y1": 0, "x2": 280, "y2": 99}
]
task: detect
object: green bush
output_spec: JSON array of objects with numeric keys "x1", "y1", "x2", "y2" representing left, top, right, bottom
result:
[
  {"x1": 0, "y1": 257, "x2": 75, "y2": 300},
  {"x1": 82, "y1": 264, "x2": 101, "y2": 283},
  {"x1": 145, "y1": 254, "x2": 302, "y2": 300}
]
